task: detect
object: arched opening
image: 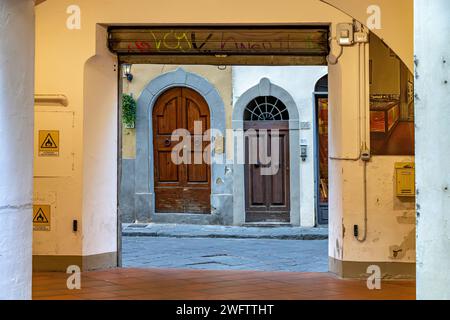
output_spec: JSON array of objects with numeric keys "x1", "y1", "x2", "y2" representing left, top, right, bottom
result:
[
  {"x1": 315, "y1": 74, "x2": 328, "y2": 93},
  {"x1": 0, "y1": 0, "x2": 420, "y2": 301},
  {"x1": 243, "y1": 96, "x2": 291, "y2": 223},
  {"x1": 314, "y1": 74, "x2": 329, "y2": 225},
  {"x1": 232, "y1": 78, "x2": 300, "y2": 226}
]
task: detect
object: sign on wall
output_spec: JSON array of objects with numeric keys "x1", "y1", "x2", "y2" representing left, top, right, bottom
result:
[
  {"x1": 33, "y1": 205, "x2": 51, "y2": 231},
  {"x1": 39, "y1": 130, "x2": 59, "y2": 157}
]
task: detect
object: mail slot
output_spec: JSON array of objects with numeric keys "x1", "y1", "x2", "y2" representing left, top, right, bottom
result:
[{"x1": 395, "y1": 162, "x2": 415, "y2": 197}]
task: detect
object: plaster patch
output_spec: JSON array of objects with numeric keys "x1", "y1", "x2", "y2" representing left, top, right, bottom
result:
[
  {"x1": 389, "y1": 228, "x2": 415, "y2": 260},
  {"x1": 396, "y1": 212, "x2": 415, "y2": 224}
]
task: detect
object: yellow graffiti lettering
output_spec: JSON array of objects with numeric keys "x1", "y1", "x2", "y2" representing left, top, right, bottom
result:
[
  {"x1": 151, "y1": 32, "x2": 162, "y2": 50},
  {"x1": 162, "y1": 31, "x2": 192, "y2": 52}
]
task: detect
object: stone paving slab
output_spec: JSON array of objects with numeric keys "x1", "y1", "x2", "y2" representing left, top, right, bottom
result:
[
  {"x1": 122, "y1": 236, "x2": 328, "y2": 272},
  {"x1": 122, "y1": 223, "x2": 328, "y2": 240}
]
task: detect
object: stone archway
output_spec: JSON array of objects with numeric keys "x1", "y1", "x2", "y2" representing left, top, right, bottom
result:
[
  {"x1": 232, "y1": 78, "x2": 300, "y2": 225},
  {"x1": 134, "y1": 68, "x2": 232, "y2": 224}
]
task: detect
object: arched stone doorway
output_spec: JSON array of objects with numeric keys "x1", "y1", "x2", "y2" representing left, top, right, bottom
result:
[
  {"x1": 243, "y1": 96, "x2": 291, "y2": 223},
  {"x1": 232, "y1": 78, "x2": 300, "y2": 225},
  {"x1": 135, "y1": 68, "x2": 231, "y2": 224}
]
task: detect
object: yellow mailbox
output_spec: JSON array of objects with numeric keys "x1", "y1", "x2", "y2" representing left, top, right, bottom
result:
[{"x1": 395, "y1": 162, "x2": 415, "y2": 197}]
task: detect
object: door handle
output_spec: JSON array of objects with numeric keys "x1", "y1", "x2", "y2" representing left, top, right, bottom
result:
[{"x1": 164, "y1": 139, "x2": 171, "y2": 147}]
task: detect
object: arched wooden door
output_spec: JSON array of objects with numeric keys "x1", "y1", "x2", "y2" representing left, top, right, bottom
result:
[
  {"x1": 153, "y1": 87, "x2": 211, "y2": 214},
  {"x1": 244, "y1": 96, "x2": 291, "y2": 223}
]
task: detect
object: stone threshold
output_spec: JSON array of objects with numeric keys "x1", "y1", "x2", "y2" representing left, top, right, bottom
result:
[{"x1": 122, "y1": 223, "x2": 328, "y2": 240}]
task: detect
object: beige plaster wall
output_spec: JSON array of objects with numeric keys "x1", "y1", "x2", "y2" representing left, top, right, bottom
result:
[{"x1": 121, "y1": 65, "x2": 232, "y2": 159}]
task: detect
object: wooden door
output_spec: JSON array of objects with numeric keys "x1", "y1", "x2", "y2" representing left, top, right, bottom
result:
[
  {"x1": 153, "y1": 87, "x2": 211, "y2": 214},
  {"x1": 244, "y1": 121, "x2": 290, "y2": 223}
]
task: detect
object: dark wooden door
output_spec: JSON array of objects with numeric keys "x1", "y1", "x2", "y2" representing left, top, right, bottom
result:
[
  {"x1": 153, "y1": 87, "x2": 211, "y2": 214},
  {"x1": 244, "y1": 121, "x2": 290, "y2": 223}
]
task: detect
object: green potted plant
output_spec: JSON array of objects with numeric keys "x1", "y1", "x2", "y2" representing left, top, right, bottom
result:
[{"x1": 122, "y1": 93, "x2": 137, "y2": 128}]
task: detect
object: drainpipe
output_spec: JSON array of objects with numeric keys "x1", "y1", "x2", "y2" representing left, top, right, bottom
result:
[{"x1": 355, "y1": 31, "x2": 371, "y2": 243}]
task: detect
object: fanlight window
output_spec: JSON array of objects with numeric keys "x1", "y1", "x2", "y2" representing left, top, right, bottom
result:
[{"x1": 244, "y1": 96, "x2": 289, "y2": 121}]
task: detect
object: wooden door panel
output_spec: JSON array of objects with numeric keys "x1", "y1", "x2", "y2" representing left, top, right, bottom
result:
[
  {"x1": 250, "y1": 166, "x2": 266, "y2": 206},
  {"x1": 183, "y1": 189, "x2": 210, "y2": 213},
  {"x1": 155, "y1": 188, "x2": 184, "y2": 213},
  {"x1": 246, "y1": 212, "x2": 290, "y2": 223},
  {"x1": 186, "y1": 100, "x2": 208, "y2": 134},
  {"x1": 271, "y1": 174, "x2": 285, "y2": 205},
  {"x1": 269, "y1": 133, "x2": 289, "y2": 208},
  {"x1": 244, "y1": 122, "x2": 290, "y2": 222},
  {"x1": 187, "y1": 153, "x2": 209, "y2": 183},
  {"x1": 245, "y1": 133, "x2": 267, "y2": 209},
  {"x1": 155, "y1": 96, "x2": 179, "y2": 134},
  {"x1": 181, "y1": 88, "x2": 211, "y2": 213},
  {"x1": 154, "y1": 136, "x2": 176, "y2": 150},
  {"x1": 157, "y1": 152, "x2": 179, "y2": 182},
  {"x1": 153, "y1": 87, "x2": 211, "y2": 214}
]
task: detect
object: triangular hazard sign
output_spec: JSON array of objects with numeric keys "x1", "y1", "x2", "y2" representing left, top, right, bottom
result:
[
  {"x1": 41, "y1": 133, "x2": 58, "y2": 149},
  {"x1": 33, "y1": 208, "x2": 49, "y2": 224}
]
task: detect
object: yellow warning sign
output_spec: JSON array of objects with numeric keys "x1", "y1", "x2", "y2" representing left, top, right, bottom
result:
[
  {"x1": 39, "y1": 130, "x2": 59, "y2": 157},
  {"x1": 33, "y1": 205, "x2": 51, "y2": 231}
]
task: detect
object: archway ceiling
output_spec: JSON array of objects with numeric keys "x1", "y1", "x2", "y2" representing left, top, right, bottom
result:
[
  {"x1": 35, "y1": 0, "x2": 413, "y2": 71},
  {"x1": 321, "y1": 0, "x2": 413, "y2": 72}
]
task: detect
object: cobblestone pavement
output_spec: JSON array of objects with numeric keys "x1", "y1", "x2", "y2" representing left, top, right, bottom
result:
[{"x1": 122, "y1": 236, "x2": 328, "y2": 272}]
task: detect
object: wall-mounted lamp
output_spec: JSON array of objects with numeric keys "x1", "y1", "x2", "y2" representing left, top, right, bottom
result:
[{"x1": 123, "y1": 63, "x2": 133, "y2": 82}]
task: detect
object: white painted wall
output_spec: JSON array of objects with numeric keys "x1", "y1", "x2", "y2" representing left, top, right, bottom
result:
[
  {"x1": 415, "y1": 0, "x2": 450, "y2": 300},
  {"x1": 33, "y1": 111, "x2": 80, "y2": 256},
  {"x1": 82, "y1": 26, "x2": 118, "y2": 257},
  {"x1": 232, "y1": 67, "x2": 328, "y2": 227},
  {"x1": 0, "y1": 0, "x2": 34, "y2": 300},
  {"x1": 340, "y1": 156, "x2": 415, "y2": 262}
]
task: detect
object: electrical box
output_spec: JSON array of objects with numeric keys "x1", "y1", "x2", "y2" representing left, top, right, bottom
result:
[
  {"x1": 337, "y1": 23, "x2": 354, "y2": 46},
  {"x1": 354, "y1": 31, "x2": 369, "y2": 43},
  {"x1": 395, "y1": 162, "x2": 415, "y2": 197}
]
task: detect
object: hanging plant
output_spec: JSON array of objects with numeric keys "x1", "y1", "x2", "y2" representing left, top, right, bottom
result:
[{"x1": 122, "y1": 93, "x2": 137, "y2": 128}]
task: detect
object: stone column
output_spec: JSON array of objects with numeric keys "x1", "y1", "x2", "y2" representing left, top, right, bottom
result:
[
  {"x1": 415, "y1": 0, "x2": 450, "y2": 300},
  {"x1": 0, "y1": 0, "x2": 35, "y2": 300}
]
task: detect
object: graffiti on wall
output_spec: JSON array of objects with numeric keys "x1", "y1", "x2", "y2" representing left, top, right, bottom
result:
[{"x1": 108, "y1": 28, "x2": 329, "y2": 55}]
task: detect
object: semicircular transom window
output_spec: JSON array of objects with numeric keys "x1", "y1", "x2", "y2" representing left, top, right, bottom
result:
[{"x1": 244, "y1": 96, "x2": 289, "y2": 121}]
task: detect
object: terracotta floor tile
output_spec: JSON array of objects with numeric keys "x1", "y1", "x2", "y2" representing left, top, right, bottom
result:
[
  {"x1": 37, "y1": 295, "x2": 84, "y2": 300},
  {"x1": 32, "y1": 268, "x2": 415, "y2": 300}
]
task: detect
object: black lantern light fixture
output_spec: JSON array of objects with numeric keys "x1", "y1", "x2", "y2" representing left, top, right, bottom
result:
[{"x1": 123, "y1": 63, "x2": 133, "y2": 82}]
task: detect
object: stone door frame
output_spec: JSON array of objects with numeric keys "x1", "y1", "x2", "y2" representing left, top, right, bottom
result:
[
  {"x1": 232, "y1": 78, "x2": 301, "y2": 225},
  {"x1": 134, "y1": 68, "x2": 231, "y2": 224}
]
